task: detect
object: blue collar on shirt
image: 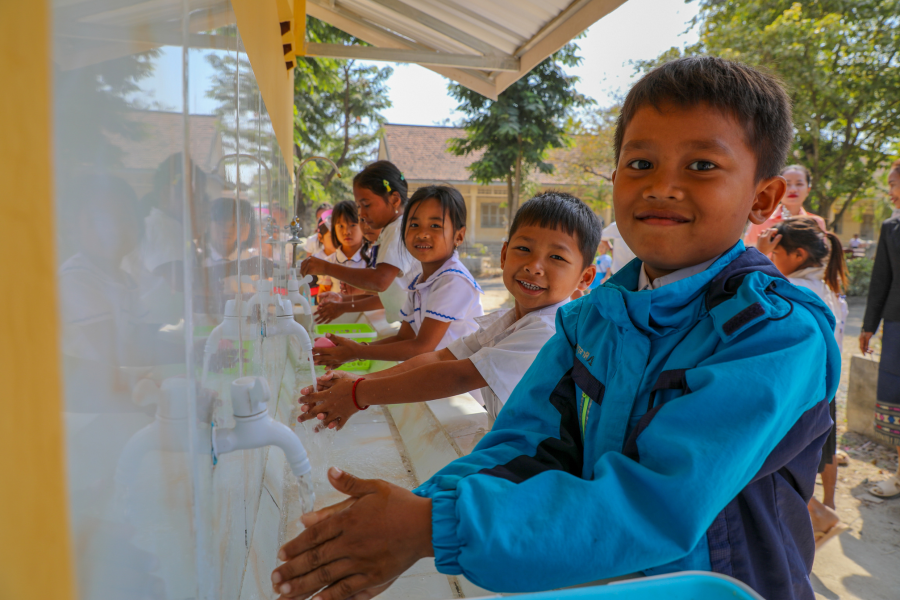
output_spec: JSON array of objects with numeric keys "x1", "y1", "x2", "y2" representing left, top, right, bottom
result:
[{"x1": 406, "y1": 254, "x2": 484, "y2": 293}]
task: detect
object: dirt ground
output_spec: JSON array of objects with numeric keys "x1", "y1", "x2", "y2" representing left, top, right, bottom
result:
[
  {"x1": 476, "y1": 280, "x2": 900, "y2": 598},
  {"x1": 812, "y1": 298, "x2": 899, "y2": 600}
]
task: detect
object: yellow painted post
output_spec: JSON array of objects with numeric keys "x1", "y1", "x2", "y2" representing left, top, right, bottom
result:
[
  {"x1": 295, "y1": 0, "x2": 307, "y2": 57},
  {"x1": 0, "y1": 2, "x2": 75, "y2": 600},
  {"x1": 232, "y1": 0, "x2": 297, "y2": 175}
]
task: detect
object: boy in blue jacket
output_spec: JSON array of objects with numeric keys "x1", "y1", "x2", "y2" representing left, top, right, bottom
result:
[{"x1": 271, "y1": 57, "x2": 841, "y2": 600}]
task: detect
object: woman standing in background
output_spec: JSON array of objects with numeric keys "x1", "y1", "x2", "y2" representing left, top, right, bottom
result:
[{"x1": 861, "y1": 159, "x2": 900, "y2": 498}]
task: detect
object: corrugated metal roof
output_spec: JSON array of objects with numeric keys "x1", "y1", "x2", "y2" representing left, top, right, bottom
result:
[{"x1": 306, "y1": 0, "x2": 629, "y2": 99}]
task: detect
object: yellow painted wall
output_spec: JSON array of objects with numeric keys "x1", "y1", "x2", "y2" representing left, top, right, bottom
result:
[
  {"x1": 232, "y1": 0, "x2": 296, "y2": 177},
  {"x1": 0, "y1": 2, "x2": 75, "y2": 600}
]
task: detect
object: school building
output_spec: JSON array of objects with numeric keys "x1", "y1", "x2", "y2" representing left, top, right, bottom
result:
[{"x1": 377, "y1": 124, "x2": 613, "y2": 257}]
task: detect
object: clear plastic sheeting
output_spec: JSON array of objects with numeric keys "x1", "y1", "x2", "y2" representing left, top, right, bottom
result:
[{"x1": 53, "y1": 2, "x2": 305, "y2": 598}]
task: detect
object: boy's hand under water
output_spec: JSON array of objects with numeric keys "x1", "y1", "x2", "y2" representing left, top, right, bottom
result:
[
  {"x1": 299, "y1": 376, "x2": 359, "y2": 430},
  {"x1": 271, "y1": 467, "x2": 433, "y2": 600}
]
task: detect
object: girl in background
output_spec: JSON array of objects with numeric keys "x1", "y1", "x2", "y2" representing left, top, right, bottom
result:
[
  {"x1": 202, "y1": 198, "x2": 257, "y2": 266},
  {"x1": 764, "y1": 216, "x2": 849, "y2": 549},
  {"x1": 301, "y1": 161, "x2": 414, "y2": 321},
  {"x1": 309, "y1": 210, "x2": 337, "y2": 296},
  {"x1": 315, "y1": 213, "x2": 383, "y2": 324},
  {"x1": 746, "y1": 164, "x2": 826, "y2": 250},
  {"x1": 315, "y1": 202, "x2": 376, "y2": 323},
  {"x1": 314, "y1": 185, "x2": 483, "y2": 366},
  {"x1": 303, "y1": 202, "x2": 333, "y2": 257}
]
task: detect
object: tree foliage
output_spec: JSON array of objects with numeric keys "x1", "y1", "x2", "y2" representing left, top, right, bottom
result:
[
  {"x1": 639, "y1": 0, "x2": 900, "y2": 227},
  {"x1": 448, "y1": 43, "x2": 592, "y2": 221},
  {"x1": 555, "y1": 106, "x2": 619, "y2": 213},
  {"x1": 292, "y1": 17, "x2": 392, "y2": 228}
]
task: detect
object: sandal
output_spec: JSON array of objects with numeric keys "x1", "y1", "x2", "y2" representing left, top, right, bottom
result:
[
  {"x1": 869, "y1": 475, "x2": 900, "y2": 499},
  {"x1": 836, "y1": 450, "x2": 849, "y2": 466},
  {"x1": 814, "y1": 521, "x2": 849, "y2": 551}
]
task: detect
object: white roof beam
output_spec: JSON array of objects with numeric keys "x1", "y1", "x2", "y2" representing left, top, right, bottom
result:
[
  {"x1": 366, "y1": 0, "x2": 503, "y2": 58},
  {"x1": 55, "y1": 22, "x2": 237, "y2": 51},
  {"x1": 494, "y1": 0, "x2": 628, "y2": 95},
  {"x1": 306, "y1": 42, "x2": 519, "y2": 71},
  {"x1": 307, "y1": 0, "x2": 500, "y2": 98}
]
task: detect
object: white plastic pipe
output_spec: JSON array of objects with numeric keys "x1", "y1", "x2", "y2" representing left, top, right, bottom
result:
[
  {"x1": 212, "y1": 376, "x2": 312, "y2": 477},
  {"x1": 214, "y1": 412, "x2": 311, "y2": 477}
]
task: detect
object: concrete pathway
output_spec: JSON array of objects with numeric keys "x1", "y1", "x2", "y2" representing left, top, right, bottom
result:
[{"x1": 812, "y1": 297, "x2": 900, "y2": 600}]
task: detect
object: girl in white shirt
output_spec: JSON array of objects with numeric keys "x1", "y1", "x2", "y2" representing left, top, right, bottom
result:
[
  {"x1": 314, "y1": 185, "x2": 483, "y2": 366},
  {"x1": 201, "y1": 197, "x2": 258, "y2": 267},
  {"x1": 300, "y1": 161, "x2": 414, "y2": 320},
  {"x1": 767, "y1": 216, "x2": 849, "y2": 549}
]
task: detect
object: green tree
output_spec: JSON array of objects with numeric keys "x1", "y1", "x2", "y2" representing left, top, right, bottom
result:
[
  {"x1": 448, "y1": 42, "x2": 592, "y2": 221},
  {"x1": 292, "y1": 17, "x2": 392, "y2": 228},
  {"x1": 555, "y1": 106, "x2": 619, "y2": 214},
  {"x1": 638, "y1": 0, "x2": 900, "y2": 228}
]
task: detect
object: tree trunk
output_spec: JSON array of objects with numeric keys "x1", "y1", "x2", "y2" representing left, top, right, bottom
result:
[
  {"x1": 323, "y1": 63, "x2": 352, "y2": 189},
  {"x1": 506, "y1": 174, "x2": 514, "y2": 225},
  {"x1": 512, "y1": 148, "x2": 523, "y2": 218}
]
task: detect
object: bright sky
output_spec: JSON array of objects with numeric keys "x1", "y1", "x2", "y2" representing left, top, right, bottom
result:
[
  {"x1": 135, "y1": 0, "x2": 700, "y2": 120},
  {"x1": 372, "y1": 0, "x2": 700, "y2": 125}
]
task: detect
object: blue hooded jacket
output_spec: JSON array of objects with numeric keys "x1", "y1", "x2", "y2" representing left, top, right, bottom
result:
[{"x1": 414, "y1": 243, "x2": 841, "y2": 600}]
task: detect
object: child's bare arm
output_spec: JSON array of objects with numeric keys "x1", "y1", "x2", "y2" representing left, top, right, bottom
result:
[
  {"x1": 299, "y1": 356, "x2": 486, "y2": 428},
  {"x1": 356, "y1": 319, "x2": 450, "y2": 361}
]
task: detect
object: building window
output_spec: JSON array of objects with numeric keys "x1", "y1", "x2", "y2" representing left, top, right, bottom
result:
[{"x1": 481, "y1": 203, "x2": 505, "y2": 228}]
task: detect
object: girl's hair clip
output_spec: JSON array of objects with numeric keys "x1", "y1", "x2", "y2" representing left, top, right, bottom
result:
[
  {"x1": 383, "y1": 179, "x2": 391, "y2": 193},
  {"x1": 400, "y1": 173, "x2": 405, "y2": 181}
]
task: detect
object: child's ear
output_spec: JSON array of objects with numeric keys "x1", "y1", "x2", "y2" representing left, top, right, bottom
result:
[
  {"x1": 454, "y1": 226, "x2": 466, "y2": 249},
  {"x1": 500, "y1": 242, "x2": 508, "y2": 269},
  {"x1": 579, "y1": 264, "x2": 597, "y2": 291},
  {"x1": 390, "y1": 191, "x2": 403, "y2": 213},
  {"x1": 748, "y1": 175, "x2": 786, "y2": 224}
]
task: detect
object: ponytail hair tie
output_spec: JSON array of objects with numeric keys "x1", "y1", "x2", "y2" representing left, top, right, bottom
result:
[{"x1": 383, "y1": 179, "x2": 391, "y2": 193}]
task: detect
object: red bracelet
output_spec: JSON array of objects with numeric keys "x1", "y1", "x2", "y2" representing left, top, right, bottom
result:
[{"x1": 351, "y1": 377, "x2": 368, "y2": 411}]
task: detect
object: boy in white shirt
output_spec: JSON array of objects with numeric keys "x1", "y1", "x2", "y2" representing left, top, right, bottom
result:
[{"x1": 297, "y1": 191, "x2": 600, "y2": 427}]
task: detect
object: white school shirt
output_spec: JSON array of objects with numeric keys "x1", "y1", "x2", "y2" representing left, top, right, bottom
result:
[
  {"x1": 448, "y1": 299, "x2": 568, "y2": 422},
  {"x1": 325, "y1": 246, "x2": 366, "y2": 289},
  {"x1": 373, "y1": 216, "x2": 417, "y2": 323},
  {"x1": 400, "y1": 254, "x2": 483, "y2": 350},
  {"x1": 788, "y1": 266, "x2": 848, "y2": 348}
]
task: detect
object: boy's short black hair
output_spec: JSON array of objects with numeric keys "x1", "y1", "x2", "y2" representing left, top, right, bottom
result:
[
  {"x1": 614, "y1": 56, "x2": 793, "y2": 182},
  {"x1": 401, "y1": 185, "x2": 467, "y2": 252},
  {"x1": 508, "y1": 191, "x2": 602, "y2": 268}
]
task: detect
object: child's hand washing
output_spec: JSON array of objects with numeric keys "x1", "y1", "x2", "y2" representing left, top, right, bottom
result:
[
  {"x1": 312, "y1": 333, "x2": 359, "y2": 368},
  {"x1": 298, "y1": 377, "x2": 360, "y2": 430}
]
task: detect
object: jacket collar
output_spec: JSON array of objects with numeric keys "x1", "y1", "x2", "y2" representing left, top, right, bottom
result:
[{"x1": 589, "y1": 242, "x2": 749, "y2": 337}]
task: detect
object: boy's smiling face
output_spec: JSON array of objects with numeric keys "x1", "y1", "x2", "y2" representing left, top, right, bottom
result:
[
  {"x1": 501, "y1": 225, "x2": 595, "y2": 317},
  {"x1": 613, "y1": 102, "x2": 785, "y2": 280}
]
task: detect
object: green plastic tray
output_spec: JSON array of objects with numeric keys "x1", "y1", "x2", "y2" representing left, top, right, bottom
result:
[{"x1": 314, "y1": 323, "x2": 377, "y2": 372}]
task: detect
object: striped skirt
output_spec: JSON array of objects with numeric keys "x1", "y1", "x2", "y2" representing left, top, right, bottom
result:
[{"x1": 874, "y1": 320, "x2": 900, "y2": 447}]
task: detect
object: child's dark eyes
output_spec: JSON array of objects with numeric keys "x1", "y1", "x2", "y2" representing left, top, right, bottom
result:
[
  {"x1": 513, "y1": 246, "x2": 530, "y2": 253},
  {"x1": 550, "y1": 254, "x2": 566, "y2": 262},
  {"x1": 688, "y1": 160, "x2": 717, "y2": 171},
  {"x1": 627, "y1": 159, "x2": 652, "y2": 170}
]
